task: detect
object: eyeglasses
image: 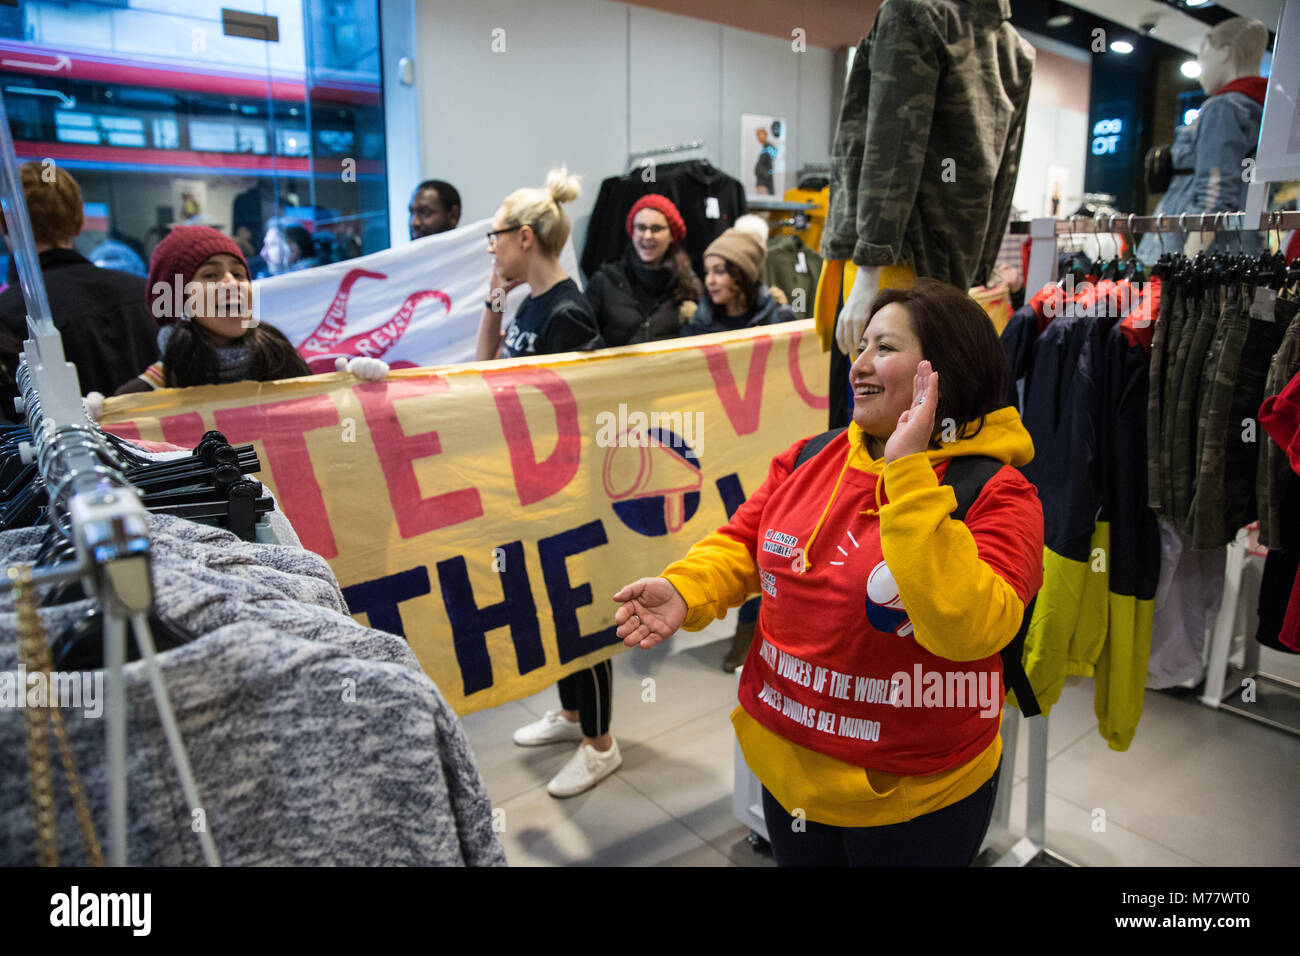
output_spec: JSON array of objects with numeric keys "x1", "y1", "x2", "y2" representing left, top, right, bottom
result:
[
  {"x1": 632, "y1": 223, "x2": 668, "y2": 236},
  {"x1": 486, "y1": 224, "x2": 524, "y2": 249}
]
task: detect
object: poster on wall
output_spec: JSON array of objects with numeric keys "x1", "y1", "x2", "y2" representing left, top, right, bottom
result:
[
  {"x1": 171, "y1": 178, "x2": 211, "y2": 228},
  {"x1": 741, "y1": 113, "x2": 787, "y2": 196}
]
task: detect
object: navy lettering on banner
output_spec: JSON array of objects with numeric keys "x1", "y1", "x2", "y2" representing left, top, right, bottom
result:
[
  {"x1": 538, "y1": 520, "x2": 619, "y2": 665},
  {"x1": 341, "y1": 566, "x2": 431, "y2": 638},
  {"x1": 436, "y1": 540, "x2": 543, "y2": 696},
  {"x1": 715, "y1": 472, "x2": 748, "y2": 520}
]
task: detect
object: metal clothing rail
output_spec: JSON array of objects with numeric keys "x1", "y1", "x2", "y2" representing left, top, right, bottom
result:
[
  {"x1": 1018, "y1": 210, "x2": 1299, "y2": 299},
  {"x1": 0, "y1": 98, "x2": 220, "y2": 866},
  {"x1": 1010, "y1": 208, "x2": 1300, "y2": 236},
  {"x1": 626, "y1": 139, "x2": 705, "y2": 172}
]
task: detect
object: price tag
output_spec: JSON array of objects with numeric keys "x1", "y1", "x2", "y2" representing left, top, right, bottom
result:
[
  {"x1": 1249, "y1": 286, "x2": 1277, "y2": 323},
  {"x1": 705, "y1": 197, "x2": 720, "y2": 219},
  {"x1": 795, "y1": 251, "x2": 808, "y2": 273}
]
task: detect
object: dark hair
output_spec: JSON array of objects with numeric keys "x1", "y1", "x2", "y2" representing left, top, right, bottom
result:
[
  {"x1": 280, "y1": 223, "x2": 314, "y2": 260},
  {"x1": 723, "y1": 259, "x2": 758, "y2": 313},
  {"x1": 415, "y1": 179, "x2": 461, "y2": 213},
  {"x1": 667, "y1": 243, "x2": 703, "y2": 305},
  {"x1": 868, "y1": 278, "x2": 1008, "y2": 447},
  {"x1": 161, "y1": 320, "x2": 312, "y2": 389}
]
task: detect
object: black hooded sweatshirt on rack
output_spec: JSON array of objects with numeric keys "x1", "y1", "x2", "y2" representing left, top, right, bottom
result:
[{"x1": 581, "y1": 160, "x2": 747, "y2": 279}]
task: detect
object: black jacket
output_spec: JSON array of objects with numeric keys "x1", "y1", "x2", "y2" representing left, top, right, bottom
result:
[
  {"x1": 586, "y1": 247, "x2": 698, "y2": 347},
  {"x1": 581, "y1": 160, "x2": 747, "y2": 279},
  {"x1": 0, "y1": 248, "x2": 159, "y2": 398},
  {"x1": 681, "y1": 286, "x2": 795, "y2": 336}
]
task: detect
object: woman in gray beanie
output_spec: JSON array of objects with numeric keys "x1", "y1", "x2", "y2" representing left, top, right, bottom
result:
[{"x1": 682, "y1": 214, "x2": 794, "y2": 336}]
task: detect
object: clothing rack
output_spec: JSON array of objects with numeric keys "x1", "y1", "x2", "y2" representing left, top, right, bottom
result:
[
  {"x1": 0, "y1": 100, "x2": 220, "y2": 866},
  {"x1": 626, "y1": 139, "x2": 705, "y2": 173},
  {"x1": 1012, "y1": 210, "x2": 1300, "y2": 293},
  {"x1": 1012, "y1": 211, "x2": 1300, "y2": 765}
]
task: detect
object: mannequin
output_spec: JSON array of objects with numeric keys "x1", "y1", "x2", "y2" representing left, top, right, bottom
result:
[
  {"x1": 817, "y1": 0, "x2": 1034, "y2": 428},
  {"x1": 1138, "y1": 17, "x2": 1269, "y2": 263}
]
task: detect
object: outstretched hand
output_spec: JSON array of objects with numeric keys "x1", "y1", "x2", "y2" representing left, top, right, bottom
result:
[
  {"x1": 612, "y1": 577, "x2": 687, "y2": 649},
  {"x1": 883, "y1": 360, "x2": 939, "y2": 464}
]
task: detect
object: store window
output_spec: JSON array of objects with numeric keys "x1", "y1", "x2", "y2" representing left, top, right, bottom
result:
[{"x1": 1, "y1": 0, "x2": 387, "y2": 280}]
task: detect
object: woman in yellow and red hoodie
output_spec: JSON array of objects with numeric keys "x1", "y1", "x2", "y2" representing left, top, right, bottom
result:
[{"x1": 613, "y1": 278, "x2": 1044, "y2": 866}]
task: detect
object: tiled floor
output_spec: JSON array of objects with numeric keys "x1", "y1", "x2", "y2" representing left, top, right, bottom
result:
[{"x1": 459, "y1": 624, "x2": 1300, "y2": 867}]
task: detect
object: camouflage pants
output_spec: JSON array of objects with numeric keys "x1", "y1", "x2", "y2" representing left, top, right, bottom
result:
[
  {"x1": 1188, "y1": 286, "x2": 1289, "y2": 548},
  {"x1": 1157, "y1": 286, "x2": 1191, "y2": 517},
  {"x1": 1146, "y1": 280, "x2": 1179, "y2": 515},
  {"x1": 1257, "y1": 296, "x2": 1300, "y2": 549},
  {"x1": 1167, "y1": 288, "x2": 1222, "y2": 528}
]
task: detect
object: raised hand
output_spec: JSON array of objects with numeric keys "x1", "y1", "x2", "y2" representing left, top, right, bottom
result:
[
  {"x1": 883, "y1": 360, "x2": 939, "y2": 464},
  {"x1": 612, "y1": 577, "x2": 688, "y2": 649}
]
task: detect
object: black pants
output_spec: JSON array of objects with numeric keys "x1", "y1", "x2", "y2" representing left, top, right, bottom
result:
[
  {"x1": 760, "y1": 762, "x2": 1001, "y2": 867},
  {"x1": 556, "y1": 660, "x2": 613, "y2": 738},
  {"x1": 829, "y1": 336, "x2": 852, "y2": 430}
]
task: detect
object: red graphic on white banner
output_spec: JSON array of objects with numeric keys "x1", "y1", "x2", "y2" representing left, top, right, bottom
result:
[{"x1": 294, "y1": 267, "x2": 452, "y2": 373}]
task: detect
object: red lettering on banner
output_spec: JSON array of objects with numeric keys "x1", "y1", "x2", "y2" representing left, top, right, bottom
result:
[
  {"x1": 787, "y1": 330, "x2": 829, "y2": 410},
  {"x1": 484, "y1": 367, "x2": 580, "y2": 506},
  {"x1": 214, "y1": 395, "x2": 341, "y2": 558},
  {"x1": 353, "y1": 377, "x2": 484, "y2": 536},
  {"x1": 701, "y1": 337, "x2": 772, "y2": 435},
  {"x1": 159, "y1": 412, "x2": 209, "y2": 449}
]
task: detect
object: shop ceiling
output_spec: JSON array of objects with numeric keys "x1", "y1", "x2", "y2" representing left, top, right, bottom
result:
[{"x1": 1045, "y1": 0, "x2": 1282, "y2": 53}]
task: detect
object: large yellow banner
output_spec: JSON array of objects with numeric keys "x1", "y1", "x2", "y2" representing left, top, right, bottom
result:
[{"x1": 101, "y1": 321, "x2": 829, "y2": 714}]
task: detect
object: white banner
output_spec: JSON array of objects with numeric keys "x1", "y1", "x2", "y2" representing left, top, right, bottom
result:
[{"x1": 252, "y1": 218, "x2": 580, "y2": 370}]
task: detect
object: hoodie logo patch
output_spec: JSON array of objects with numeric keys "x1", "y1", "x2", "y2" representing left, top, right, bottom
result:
[{"x1": 865, "y1": 561, "x2": 913, "y2": 637}]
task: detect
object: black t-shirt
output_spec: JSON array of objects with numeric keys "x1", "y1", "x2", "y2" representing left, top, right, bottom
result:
[{"x1": 502, "y1": 278, "x2": 604, "y2": 357}]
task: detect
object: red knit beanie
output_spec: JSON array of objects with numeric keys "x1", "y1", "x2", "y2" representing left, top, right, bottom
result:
[
  {"x1": 147, "y1": 225, "x2": 249, "y2": 323},
  {"x1": 625, "y1": 194, "x2": 686, "y2": 242}
]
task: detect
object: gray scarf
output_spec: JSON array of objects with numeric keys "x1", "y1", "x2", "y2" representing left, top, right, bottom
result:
[{"x1": 158, "y1": 322, "x2": 253, "y2": 384}]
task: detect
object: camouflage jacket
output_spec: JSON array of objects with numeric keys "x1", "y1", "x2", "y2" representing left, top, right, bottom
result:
[{"x1": 821, "y1": 0, "x2": 1034, "y2": 289}]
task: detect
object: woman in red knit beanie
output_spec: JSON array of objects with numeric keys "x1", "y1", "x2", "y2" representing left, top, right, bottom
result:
[
  {"x1": 584, "y1": 193, "x2": 701, "y2": 347},
  {"x1": 115, "y1": 225, "x2": 386, "y2": 393}
]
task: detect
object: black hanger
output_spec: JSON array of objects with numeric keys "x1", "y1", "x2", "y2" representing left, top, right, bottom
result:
[{"x1": 50, "y1": 605, "x2": 198, "y2": 672}]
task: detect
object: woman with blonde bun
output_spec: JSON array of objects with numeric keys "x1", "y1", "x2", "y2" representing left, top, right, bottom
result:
[
  {"x1": 475, "y1": 167, "x2": 605, "y2": 361},
  {"x1": 488, "y1": 169, "x2": 618, "y2": 798}
]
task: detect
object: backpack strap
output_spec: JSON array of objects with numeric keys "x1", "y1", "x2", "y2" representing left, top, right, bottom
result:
[
  {"x1": 793, "y1": 427, "x2": 847, "y2": 470},
  {"x1": 941, "y1": 456, "x2": 1042, "y2": 718}
]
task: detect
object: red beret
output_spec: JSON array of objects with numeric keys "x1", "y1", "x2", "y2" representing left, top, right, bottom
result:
[
  {"x1": 625, "y1": 194, "x2": 686, "y2": 243},
  {"x1": 147, "y1": 225, "x2": 249, "y2": 324}
]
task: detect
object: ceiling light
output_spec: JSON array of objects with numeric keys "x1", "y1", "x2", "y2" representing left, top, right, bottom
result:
[
  {"x1": 1181, "y1": 60, "x2": 1202, "y2": 78},
  {"x1": 1185, "y1": 0, "x2": 1209, "y2": 6},
  {"x1": 1110, "y1": 40, "x2": 1134, "y2": 54},
  {"x1": 1046, "y1": 13, "x2": 1073, "y2": 27}
]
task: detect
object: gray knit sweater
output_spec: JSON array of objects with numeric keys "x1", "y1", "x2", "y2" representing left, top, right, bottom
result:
[{"x1": 0, "y1": 518, "x2": 506, "y2": 866}]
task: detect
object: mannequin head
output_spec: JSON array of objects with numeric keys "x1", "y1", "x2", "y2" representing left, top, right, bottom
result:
[{"x1": 1197, "y1": 17, "x2": 1268, "y2": 94}]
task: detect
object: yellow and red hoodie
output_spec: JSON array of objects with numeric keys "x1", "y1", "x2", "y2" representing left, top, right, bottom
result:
[{"x1": 661, "y1": 408, "x2": 1044, "y2": 827}]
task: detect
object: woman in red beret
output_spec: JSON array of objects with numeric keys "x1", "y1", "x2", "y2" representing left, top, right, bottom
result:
[{"x1": 584, "y1": 194, "x2": 702, "y2": 347}]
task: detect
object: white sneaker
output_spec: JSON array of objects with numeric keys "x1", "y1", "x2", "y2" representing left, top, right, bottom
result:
[
  {"x1": 513, "y1": 709, "x2": 583, "y2": 747},
  {"x1": 546, "y1": 739, "x2": 623, "y2": 798}
]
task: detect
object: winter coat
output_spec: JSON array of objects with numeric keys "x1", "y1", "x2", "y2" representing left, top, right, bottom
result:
[
  {"x1": 681, "y1": 285, "x2": 795, "y2": 336},
  {"x1": 586, "y1": 247, "x2": 698, "y2": 347}
]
